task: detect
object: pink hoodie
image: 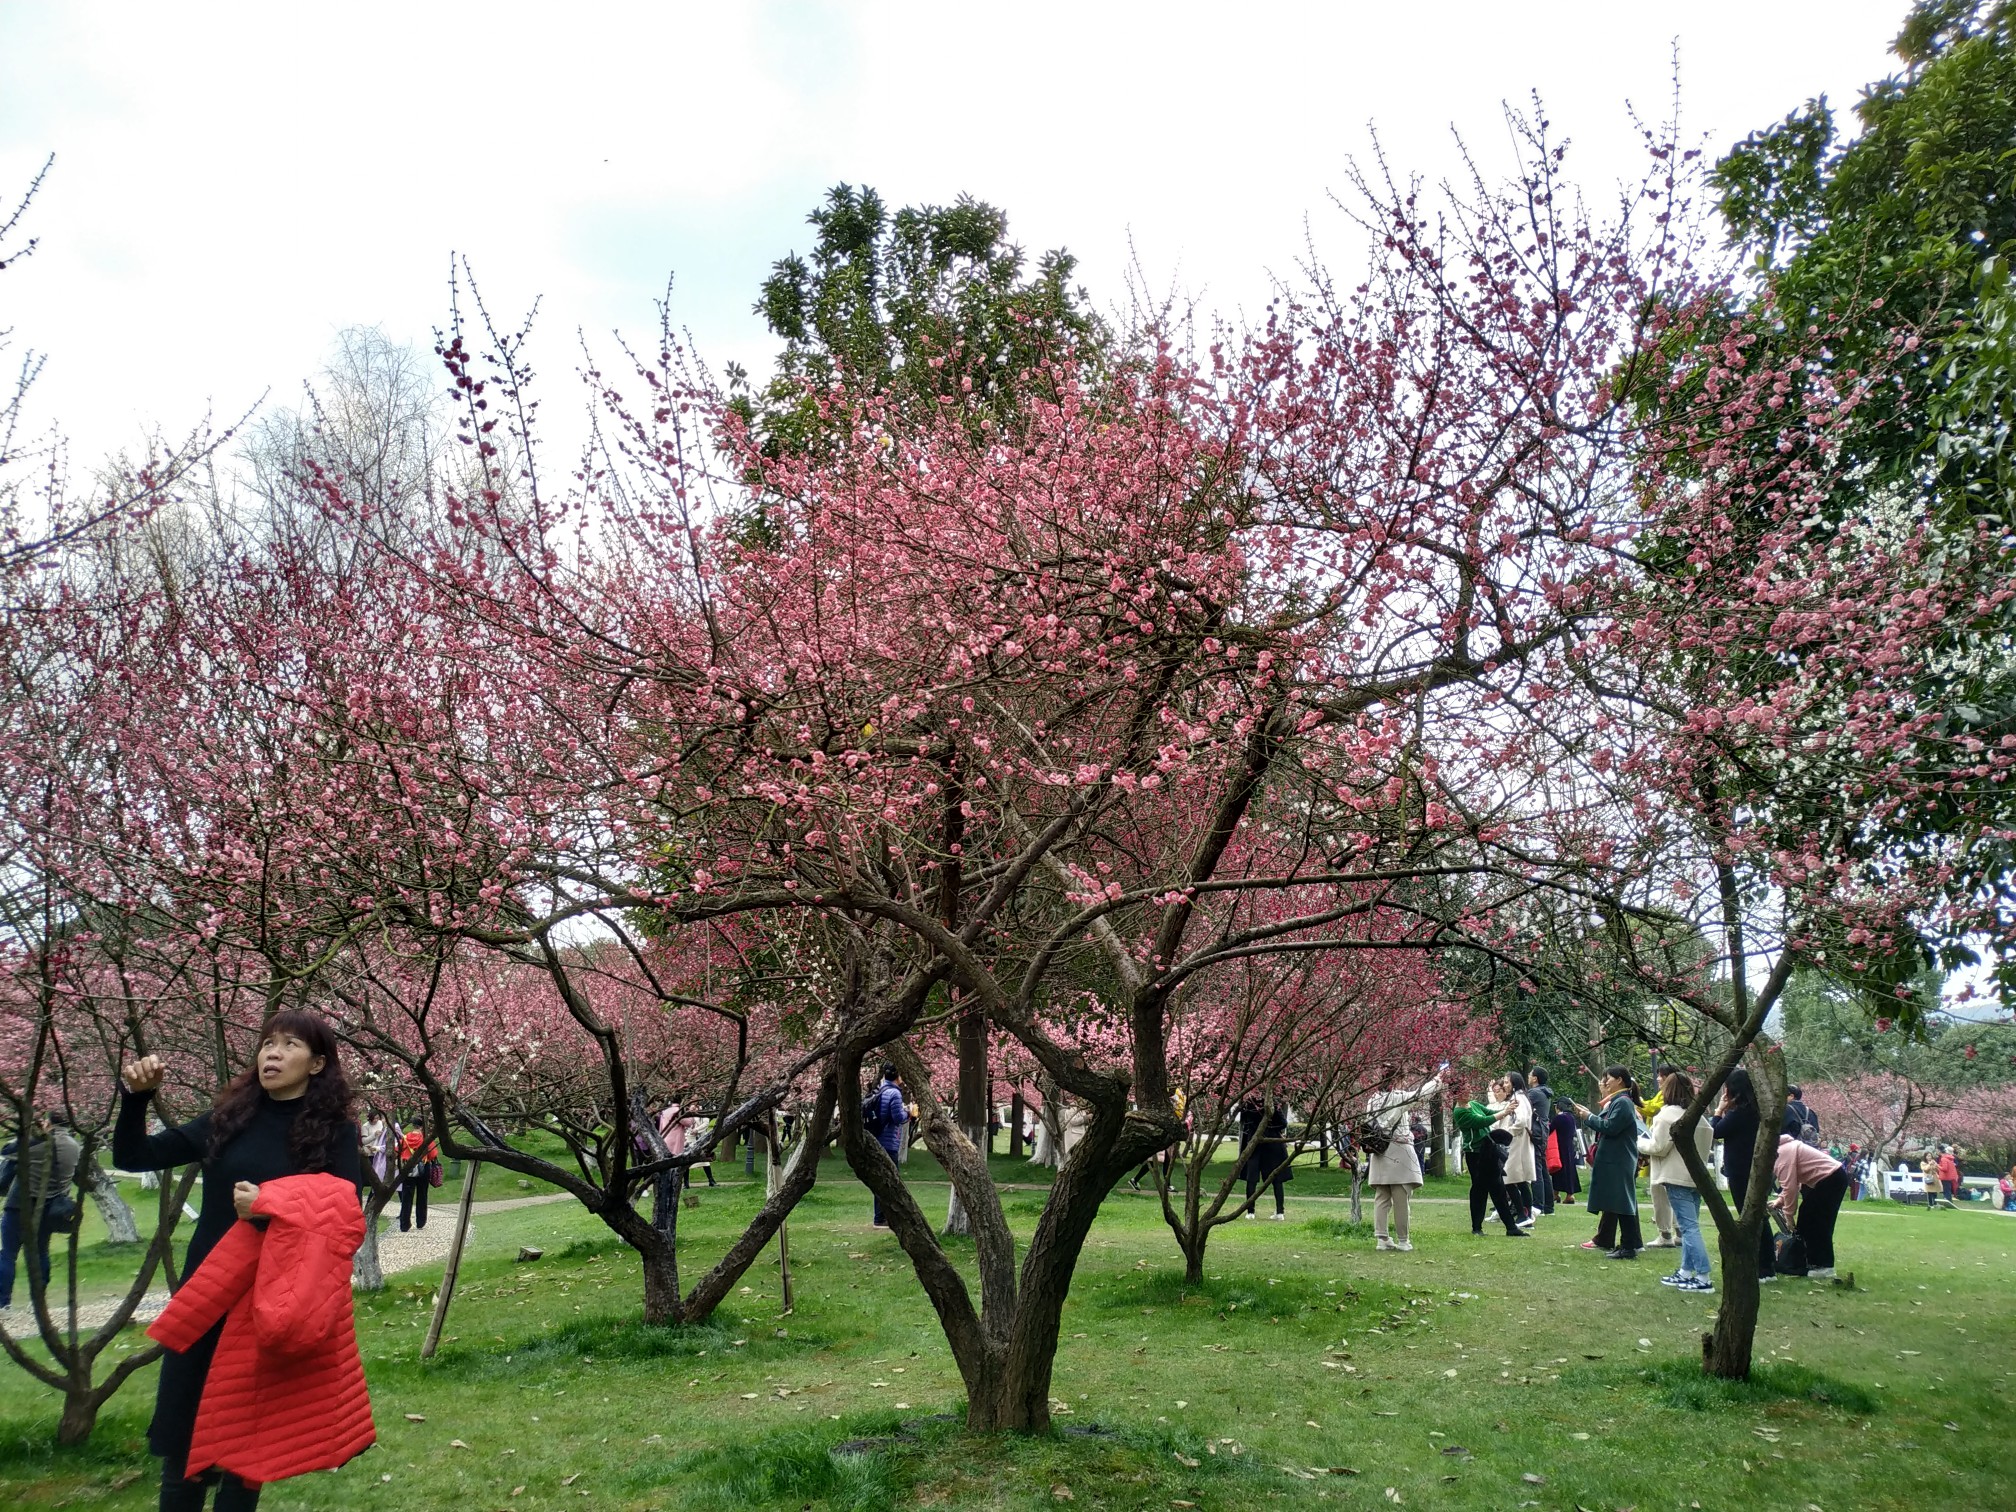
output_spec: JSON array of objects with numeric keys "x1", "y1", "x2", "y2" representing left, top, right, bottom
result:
[{"x1": 1772, "y1": 1135, "x2": 1842, "y2": 1219}]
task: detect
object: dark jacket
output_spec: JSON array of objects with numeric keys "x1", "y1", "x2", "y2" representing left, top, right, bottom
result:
[
  {"x1": 0, "y1": 1129, "x2": 81, "y2": 1212},
  {"x1": 870, "y1": 1083, "x2": 908, "y2": 1156},
  {"x1": 1711, "y1": 1100, "x2": 1760, "y2": 1203},
  {"x1": 1548, "y1": 1108, "x2": 1582, "y2": 1195},
  {"x1": 1525, "y1": 1085, "x2": 1551, "y2": 1145},
  {"x1": 1238, "y1": 1104, "x2": 1293, "y2": 1183},
  {"x1": 1582, "y1": 1092, "x2": 1640, "y2": 1216}
]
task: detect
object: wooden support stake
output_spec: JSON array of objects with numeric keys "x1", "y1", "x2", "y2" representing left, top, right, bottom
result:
[{"x1": 421, "y1": 1161, "x2": 479, "y2": 1360}]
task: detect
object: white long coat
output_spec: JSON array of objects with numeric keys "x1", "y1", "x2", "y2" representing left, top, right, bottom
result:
[
  {"x1": 1492, "y1": 1095, "x2": 1536, "y2": 1183},
  {"x1": 1364, "y1": 1077, "x2": 1441, "y2": 1187}
]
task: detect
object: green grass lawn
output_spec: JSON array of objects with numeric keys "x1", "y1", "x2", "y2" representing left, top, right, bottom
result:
[{"x1": 3, "y1": 1147, "x2": 2010, "y2": 1510}]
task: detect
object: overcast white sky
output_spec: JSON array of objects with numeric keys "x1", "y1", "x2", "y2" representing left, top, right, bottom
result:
[
  {"x1": 8, "y1": 2, "x2": 2005, "y2": 1013},
  {"x1": 4, "y1": 2, "x2": 1911, "y2": 469}
]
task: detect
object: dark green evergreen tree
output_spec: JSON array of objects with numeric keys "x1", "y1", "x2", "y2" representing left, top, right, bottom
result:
[{"x1": 728, "y1": 183, "x2": 1104, "y2": 469}]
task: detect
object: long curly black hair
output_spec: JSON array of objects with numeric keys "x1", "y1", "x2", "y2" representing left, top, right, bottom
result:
[{"x1": 208, "y1": 1009, "x2": 355, "y2": 1172}]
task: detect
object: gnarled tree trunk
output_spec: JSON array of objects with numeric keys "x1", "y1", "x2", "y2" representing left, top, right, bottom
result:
[{"x1": 845, "y1": 1041, "x2": 1174, "y2": 1432}]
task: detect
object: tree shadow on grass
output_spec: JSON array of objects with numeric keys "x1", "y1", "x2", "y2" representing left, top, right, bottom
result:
[
  {"x1": 1083, "y1": 1266, "x2": 1400, "y2": 1324},
  {"x1": 0, "y1": 1411, "x2": 153, "y2": 1507},
  {"x1": 419, "y1": 1310, "x2": 830, "y2": 1381},
  {"x1": 655, "y1": 1411, "x2": 1252, "y2": 1512},
  {"x1": 1577, "y1": 1358, "x2": 1879, "y2": 1413},
  {"x1": 1300, "y1": 1215, "x2": 1374, "y2": 1240}
]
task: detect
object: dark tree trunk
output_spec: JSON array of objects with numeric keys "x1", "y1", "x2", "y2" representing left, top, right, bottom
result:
[
  {"x1": 679, "y1": 1075, "x2": 837, "y2": 1322},
  {"x1": 56, "y1": 1390, "x2": 100, "y2": 1447},
  {"x1": 1704, "y1": 1213, "x2": 1763, "y2": 1378},
  {"x1": 848, "y1": 1042, "x2": 1174, "y2": 1433},
  {"x1": 946, "y1": 1001, "x2": 990, "y2": 1236},
  {"x1": 1677, "y1": 1017, "x2": 1791, "y2": 1382},
  {"x1": 2, "y1": 1165, "x2": 191, "y2": 1448},
  {"x1": 640, "y1": 1236, "x2": 684, "y2": 1326},
  {"x1": 1424, "y1": 1093, "x2": 1446, "y2": 1178},
  {"x1": 1008, "y1": 1090, "x2": 1025, "y2": 1158}
]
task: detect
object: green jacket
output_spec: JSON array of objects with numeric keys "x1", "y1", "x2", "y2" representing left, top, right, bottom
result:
[
  {"x1": 1582, "y1": 1093, "x2": 1641, "y2": 1216},
  {"x1": 1452, "y1": 1099, "x2": 1497, "y2": 1153}
]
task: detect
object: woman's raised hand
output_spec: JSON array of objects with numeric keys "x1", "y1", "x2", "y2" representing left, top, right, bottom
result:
[{"x1": 121, "y1": 1054, "x2": 166, "y2": 1094}]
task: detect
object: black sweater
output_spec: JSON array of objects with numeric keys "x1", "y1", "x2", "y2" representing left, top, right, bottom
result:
[
  {"x1": 1712, "y1": 1101, "x2": 1760, "y2": 1202},
  {"x1": 114, "y1": 1089, "x2": 361, "y2": 1279}
]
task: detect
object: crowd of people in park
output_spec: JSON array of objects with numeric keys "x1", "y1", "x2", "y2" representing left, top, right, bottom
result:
[
  {"x1": 1332, "y1": 1061, "x2": 1905, "y2": 1291},
  {"x1": 1112, "y1": 1058, "x2": 2014, "y2": 1292}
]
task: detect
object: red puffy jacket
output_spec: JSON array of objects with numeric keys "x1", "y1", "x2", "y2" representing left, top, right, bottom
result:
[{"x1": 148, "y1": 1172, "x2": 375, "y2": 1486}]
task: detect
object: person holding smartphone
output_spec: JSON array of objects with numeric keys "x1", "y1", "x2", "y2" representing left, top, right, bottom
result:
[
  {"x1": 1574, "y1": 1067, "x2": 1644, "y2": 1259},
  {"x1": 115, "y1": 1015, "x2": 362, "y2": 1510}
]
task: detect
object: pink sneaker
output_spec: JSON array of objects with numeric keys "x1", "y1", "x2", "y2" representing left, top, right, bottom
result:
[{"x1": 1578, "y1": 1239, "x2": 1599, "y2": 1250}]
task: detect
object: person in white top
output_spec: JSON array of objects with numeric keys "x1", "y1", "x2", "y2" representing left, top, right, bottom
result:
[
  {"x1": 1364, "y1": 1073, "x2": 1443, "y2": 1252},
  {"x1": 1490, "y1": 1073, "x2": 1537, "y2": 1221},
  {"x1": 1639, "y1": 1069, "x2": 1716, "y2": 1293}
]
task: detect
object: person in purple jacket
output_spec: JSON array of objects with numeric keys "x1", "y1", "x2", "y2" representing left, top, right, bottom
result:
[{"x1": 864, "y1": 1065, "x2": 910, "y2": 1227}]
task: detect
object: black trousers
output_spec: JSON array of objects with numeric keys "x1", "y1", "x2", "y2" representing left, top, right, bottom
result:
[
  {"x1": 398, "y1": 1178, "x2": 428, "y2": 1231},
  {"x1": 1245, "y1": 1173, "x2": 1286, "y2": 1213},
  {"x1": 1795, "y1": 1168, "x2": 1849, "y2": 1269},
  {"x1": 1532, "y1": 1153, "x2": 1554, "y2": 1213},
  {"x1": 160, "y1": 1448, "x2": 260, "y2": 1511},
  {"x1": 1594, "y1": 1209, "x2": 1644, "y2": 1252},
  {"x1": 1466, "y1": 1143, "x2": 1522, "y2": 1233}
]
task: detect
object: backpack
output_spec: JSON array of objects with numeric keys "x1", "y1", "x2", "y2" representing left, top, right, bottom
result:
[
  {"x1": 861, "y1": 1089, "x2": 887, "y2": 1135},
  {"x1": 1775, "y1": 1229, "x2": 1809, "y2": 1277}
]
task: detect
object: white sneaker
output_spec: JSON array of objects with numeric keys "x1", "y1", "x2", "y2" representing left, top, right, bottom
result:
[
  {"x1": 1807, "y1": 1266, "x2": 1836, "y2": 1280},
  {"x1": 1393, "y1": 1240, "x2": 1414, "y2": 1252},
  {"x1": 1242, "y1": 1211, "x2": 1258, "y2": 1221},
  {"x1": 1269, "y1": 1212, "x2": 1287, "y2": 1221},
  {"x1": 1375, "y1": 1237, "x2": 1394, "y2": 1251}
]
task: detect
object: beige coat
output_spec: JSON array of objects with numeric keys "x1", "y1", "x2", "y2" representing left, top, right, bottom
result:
[
  {"x1": 1364, "y1": 1077, "x2": 1441, "y2": 1187},
  {"x1": 1491, "y1": 1096, "x2": 1535, "y2": 1183},
  {"x1": 1639, "y1": 1103, "x2": 1714, "y2": 1188}
]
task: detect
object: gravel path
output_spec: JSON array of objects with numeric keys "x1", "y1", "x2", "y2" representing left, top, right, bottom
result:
[{"x1": 13, "y1": 1191, "x2": 597, "y2": 1334}]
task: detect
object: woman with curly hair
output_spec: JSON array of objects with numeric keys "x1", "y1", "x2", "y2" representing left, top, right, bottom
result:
[{"x1": 115, "y1": 1011, "x2": 361, "y2": 1511}]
